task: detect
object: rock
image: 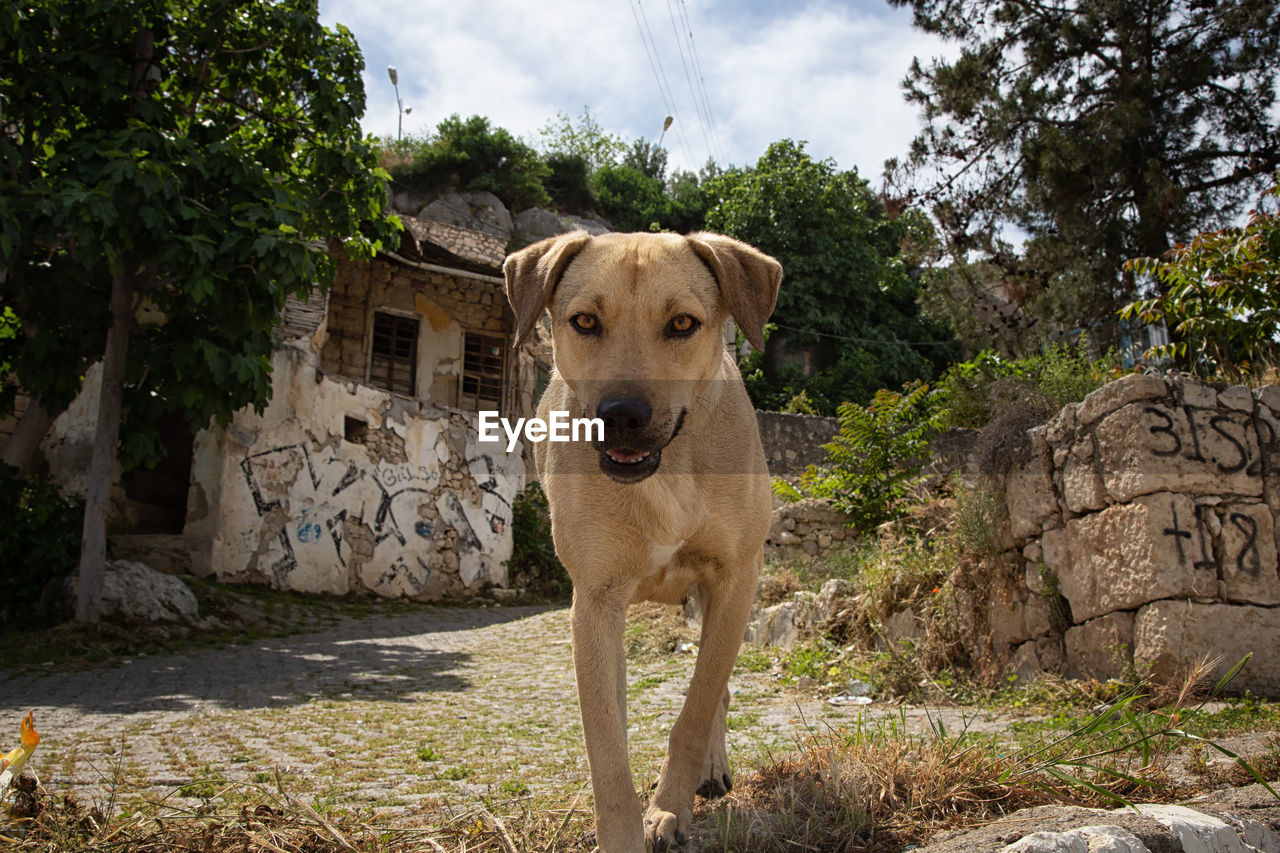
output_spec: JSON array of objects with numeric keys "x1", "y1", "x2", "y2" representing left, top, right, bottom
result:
[
  {"x1": 795, "y1": 675, "x2": 817, "y2": 691},
  {"x1": 813, "y1": 579, "x2": 852, "y2": 624},
  {"x1": 561, "y1": 214, "x2": 611, "y2": 235},
  {"x1": 1009, "y1": 636, "x2": 1065, "y2": 682},
  {"x1": 1169, "y1": 373, "x2": 1218, "y2": 409},
  {"x1": 1077, "y1": 372, "x2": 1168, "y2": 427},
  {"x1": 1065, "y1": 612, "x2": 1135, "y2": 681},
  {"x1": 510, "y1": 207, "x2": 567, "y2": 246},
  {"x1": 1258, "y1": 385, "x2": 1280, "y2": 417},
  {"x1": 417, "y1": 191, "x2": 513, "y2": 239},
  {"x1": 1061, "y1": 434, "x2": 1109, "y2": 513},
  {"x1": 1050, "y1": 493, "x2": 1205, "y2": 622},
  {"x1": 1134, "y1": 600, "x2": 1280, "y2": 694},
  {"x1": 743, "y1": 593, "x2": 815, "y2": 650},
  {"x1": 96, "y1": 560, "x2": 199, "y2": 624},
  {"x1": 1094, "y1": 402, "x2": 1261, "y2": 503},
  {"x1": 1005, "y1": 431, "x2": 1058, "y2": 541},
  {"x1": 882, "y1": 607, "x2": 924, "y2": 647},
  {"x1": 1001, "y1": 824, "x2": 1150, "y2": 853},
  {"x1": 1219, "y1": 384, "x2": 1255, "y2": 412}
]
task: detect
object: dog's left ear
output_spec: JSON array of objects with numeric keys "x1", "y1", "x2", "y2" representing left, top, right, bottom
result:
[
  {"x1": 687, "y1": 233, "x2": 783, "y2": 352},
  {"x1": 503, "y1": 231, "x2": 592, "y2": 348}
]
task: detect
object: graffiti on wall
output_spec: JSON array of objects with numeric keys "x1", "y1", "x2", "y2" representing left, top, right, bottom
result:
[{"x1": 237, "y1": 435, "x2": 518, "y2": 596}]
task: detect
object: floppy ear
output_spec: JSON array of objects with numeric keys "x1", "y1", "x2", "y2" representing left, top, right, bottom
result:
[
  {"x1": 687, "y1": 232, "x2": 783, "y2": 352},
  {"x1": 502, "y1": 231, "x2": 592, "y2": 348}
]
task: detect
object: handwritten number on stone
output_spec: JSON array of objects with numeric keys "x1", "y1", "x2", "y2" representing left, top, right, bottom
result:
[
  {"x1": 1146, "y1": 407, "x2": 1181, "y2": 457},
  {"x1": 1163, "y1": 505, "x2": 1193, "y2": 564},
  {"x1": 1229, "y1": 512, "x2": 1262, "y2": 576}
]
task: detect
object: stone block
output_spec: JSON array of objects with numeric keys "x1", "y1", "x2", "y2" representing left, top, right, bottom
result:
[
  {"x1": 1217, "y1": 502, "x2": 1280, "y2": 605},
  {"x1": 1006, "y1": 432, "x2": 1058, "y2": 541},
  {"x1": 1077, "y1": 372, "x2": 1167, "y2": 427},
  {"x1": 1055, "y1": 493, "x2": 1202, "y2": 622},
  {"x1": 1061, "y1": 434, "x2": 1108, "y2": 513},
  {"x1": 1219, "y1": 384, "x2": 1255, "y2": 412},
  {"x1": 1065, "y1": 612, "x2": 1135, "y2": 680},
  {"x1": 1134, "y1": 600, "x2": 1280, "y2": 694},
  {"x1": 1169, "y1": 374, "x2": 1217, "y2": 409},
  {"x1": 1095, "y1": 402, "x2": 1261, "y2": 502}
]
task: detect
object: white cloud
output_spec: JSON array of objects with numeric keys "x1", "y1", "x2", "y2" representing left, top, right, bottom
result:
[{"x1": 319, "y1": 0, "x2": 950, "y2": 179}]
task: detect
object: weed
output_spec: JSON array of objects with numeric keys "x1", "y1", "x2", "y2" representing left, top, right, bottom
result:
[{"x1": 417, "y1": 746, "x2": 442, "y2": 762}]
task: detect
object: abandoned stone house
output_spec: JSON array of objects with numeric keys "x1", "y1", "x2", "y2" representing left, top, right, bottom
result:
[{"x1": 9, "y1": 216, "x2": 545, "y2": 602}]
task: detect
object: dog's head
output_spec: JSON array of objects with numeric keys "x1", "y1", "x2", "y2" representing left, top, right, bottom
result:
[{"x1": 504, "y1": 231, "x2": 782, "y2": 483}]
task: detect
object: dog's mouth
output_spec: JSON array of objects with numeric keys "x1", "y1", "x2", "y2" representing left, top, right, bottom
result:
[{"x1": 596, "y1": 410, "x2": 685, "y2": 483}]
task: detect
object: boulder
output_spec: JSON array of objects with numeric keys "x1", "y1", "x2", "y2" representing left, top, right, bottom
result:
[
  {"x1": 417, "y1": 191, "x2": 513, "y2": 239},
  {"x1": 1076, "y1": 372, "x2": 1167, "y2": 427},
  {"x1": 1005, "y1": 430, "x2": 1058, "y2": 541},
  {"x1": 96, "y1": 560, "x2": 199, "y2": 624},
  {"x1": 511, "y1": 207, "x2": 567, "y2": 246}
]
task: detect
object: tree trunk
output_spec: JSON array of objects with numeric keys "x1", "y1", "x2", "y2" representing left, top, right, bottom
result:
[
  {"x1": 0, "y1": 400, "x2": 54, "y2": 474},
  {"x1": 75, "y1": 267, "x2": 134, "y2": 623}
]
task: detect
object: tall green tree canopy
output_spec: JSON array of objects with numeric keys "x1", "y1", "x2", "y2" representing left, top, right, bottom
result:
[
  {"x1": 705, "y1": 140, "x2": 955, "y2": 413},
  {"x1": 0, "y1": 0, "x2": 398, "y2": 619},
  {"x1": 890, "y1": 0, "x2": 1280, "y2": 342}
]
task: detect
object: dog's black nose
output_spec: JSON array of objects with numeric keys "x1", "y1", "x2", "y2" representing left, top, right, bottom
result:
[{"x1": 596, "y1": 397, "x2": 652, "y2": 436}]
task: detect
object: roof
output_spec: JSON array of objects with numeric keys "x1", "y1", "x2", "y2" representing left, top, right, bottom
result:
[{"x1": 395, "y1": 216, "x2": 506, "y2": 279}]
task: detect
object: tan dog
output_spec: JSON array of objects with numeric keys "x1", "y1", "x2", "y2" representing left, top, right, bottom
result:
[{"x1": 503, "y1": 231, "x2": 782, "y2": 851}]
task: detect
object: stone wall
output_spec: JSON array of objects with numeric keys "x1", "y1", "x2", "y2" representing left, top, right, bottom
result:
[
  {"x1": 188, "y1": 343, "x2": 523, "y2": 600},
  {"x1": 998, "y1": 372, "x2": 1280, "y2": 694},
  {"x1": 764, "y1": 498, "x2": 851, "y2": 560},
  {"x1": 756, "y1": 411, "x2": 839, "y2": 476}
]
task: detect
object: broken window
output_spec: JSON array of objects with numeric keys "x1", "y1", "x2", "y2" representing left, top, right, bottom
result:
[
  {"x1": 369, "y1": 311, "x2": 418, "y2": 396},
  {"x1": 460, "y1": 330, "x2": 506, "y2": 413}
]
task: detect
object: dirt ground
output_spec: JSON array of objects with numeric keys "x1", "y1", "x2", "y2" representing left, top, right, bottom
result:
[{"x1": 0, "y1": 603, "x2": 1033, "y2": 822}]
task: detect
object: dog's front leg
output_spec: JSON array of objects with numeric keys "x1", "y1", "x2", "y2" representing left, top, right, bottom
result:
[
  {"x1": 645, "y1": 557, "x2": 760, "y2": 849},
  {"x1": 571, "y1": 583, "x2": 644, "y2": 853}
]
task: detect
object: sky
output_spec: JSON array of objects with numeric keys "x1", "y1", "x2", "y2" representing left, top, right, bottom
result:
[{"x1": 315, "y1": 0, "x2": 951, "y2": 182}]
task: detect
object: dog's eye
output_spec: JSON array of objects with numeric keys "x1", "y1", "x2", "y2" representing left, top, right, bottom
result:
[
  {"x1": 665, "y1": 314, "x2": 700, "y2": 338},
  {"x1": 569, "y1": 313, "x2": 600, "y2": 335}
]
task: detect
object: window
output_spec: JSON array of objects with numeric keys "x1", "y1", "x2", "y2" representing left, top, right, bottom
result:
[
  {"x1": 460, "y1": 331, "x2": 506, "y2": 413},
  {"x1": 369, "y1": 311, "x2": 418, "y2": 396}
]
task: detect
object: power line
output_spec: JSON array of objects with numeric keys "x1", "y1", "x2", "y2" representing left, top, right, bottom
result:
[
  {"x1": 629, "y1": 0, "x2": 697, "y2": 166},
  {"x1": 770, "y1": 322, "x2": 959, "y2": 349},
  {"x1": 664, "y1": 0, "x2": 715, "y2": 164},
  {"x1": 676, "y1": 0, "x2": 722, "y2": 164}
]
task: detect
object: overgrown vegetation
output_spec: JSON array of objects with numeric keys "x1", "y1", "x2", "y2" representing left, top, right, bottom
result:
[
  {"x1": 506, "y1": 482, "x2": 570, "y2": 601},
  {"x1": 782, "y1": 341, "x2": 1117, "y2": 532},
  {"x1": 0, "y1": 465, "x2": 82, "y2": 628}
]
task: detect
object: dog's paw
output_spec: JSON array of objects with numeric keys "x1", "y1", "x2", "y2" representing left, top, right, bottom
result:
[
  {"x1": 695, "y1": 771, "x2": 732, "y2": 799},
  {"x1": 643, "y1": 806, "x2": 690, "y2": 850}
]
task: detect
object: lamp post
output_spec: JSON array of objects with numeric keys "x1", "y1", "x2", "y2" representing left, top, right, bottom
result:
[
  {"x1": 658, "y1": 114, "x2": 674, "y2": 148},
  {"x1": 388, "y1": 65, "x2": 405, "y2": 140}
]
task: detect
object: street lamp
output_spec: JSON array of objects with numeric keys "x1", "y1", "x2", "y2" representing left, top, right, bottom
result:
[
  {"x1": 658, "y1": 115, "x2": 674, "y2": 148},
  {"x1": 388, "y1": 65, "x2": 407, "y2": 140}
]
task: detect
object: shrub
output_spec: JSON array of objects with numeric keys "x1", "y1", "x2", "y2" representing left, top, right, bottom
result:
[
  {"x1": 798, "y1": 381, "x2": 945, "y2": 530},
  {"x1": 0, "y1": 465, "x2": 82, "y2": 627},
  {"x1": 506, "y1": 482, "x2": 570, "y2": 600}
]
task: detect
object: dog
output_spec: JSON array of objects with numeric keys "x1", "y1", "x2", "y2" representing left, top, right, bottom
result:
[{"x1": 503, "y1": 230, "x2": 782, "y2": 851}]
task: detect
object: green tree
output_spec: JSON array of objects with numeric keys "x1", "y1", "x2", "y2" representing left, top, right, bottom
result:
[
  {"x1": 705, "y1": 140, "x2": 956, "y2": 412},
  {"x1": 536, "y1": 106, "x2": 626, "y2": 172},
  {"x1": 389, "y1": 114, "x2": 550, "y2": 212},
  {"x1": 1121, "y1": 173, "x2": 1280, "y2": 378},
  {"x1": 890, "y1": 0, "x2": 1280, "y2": 343},
  {"x1": 0, "y1": 0, "x2": 398, "y2": 621}
]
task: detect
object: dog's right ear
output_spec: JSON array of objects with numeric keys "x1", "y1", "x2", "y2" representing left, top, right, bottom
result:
[{"x1": 503, "y1": 231, "x2": 592, "y2": 348}]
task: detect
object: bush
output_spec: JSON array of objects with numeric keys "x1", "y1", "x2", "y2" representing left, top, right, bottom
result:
[
  {"x1": 797, "y1": 381, "x2": 944, "y2": 530},
  {"x1": 506, "y1": 482, "x2": 570, "y2": 600},
  {"x1": 0, "y1": 465, "x2": 82, "y2": 627}
]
